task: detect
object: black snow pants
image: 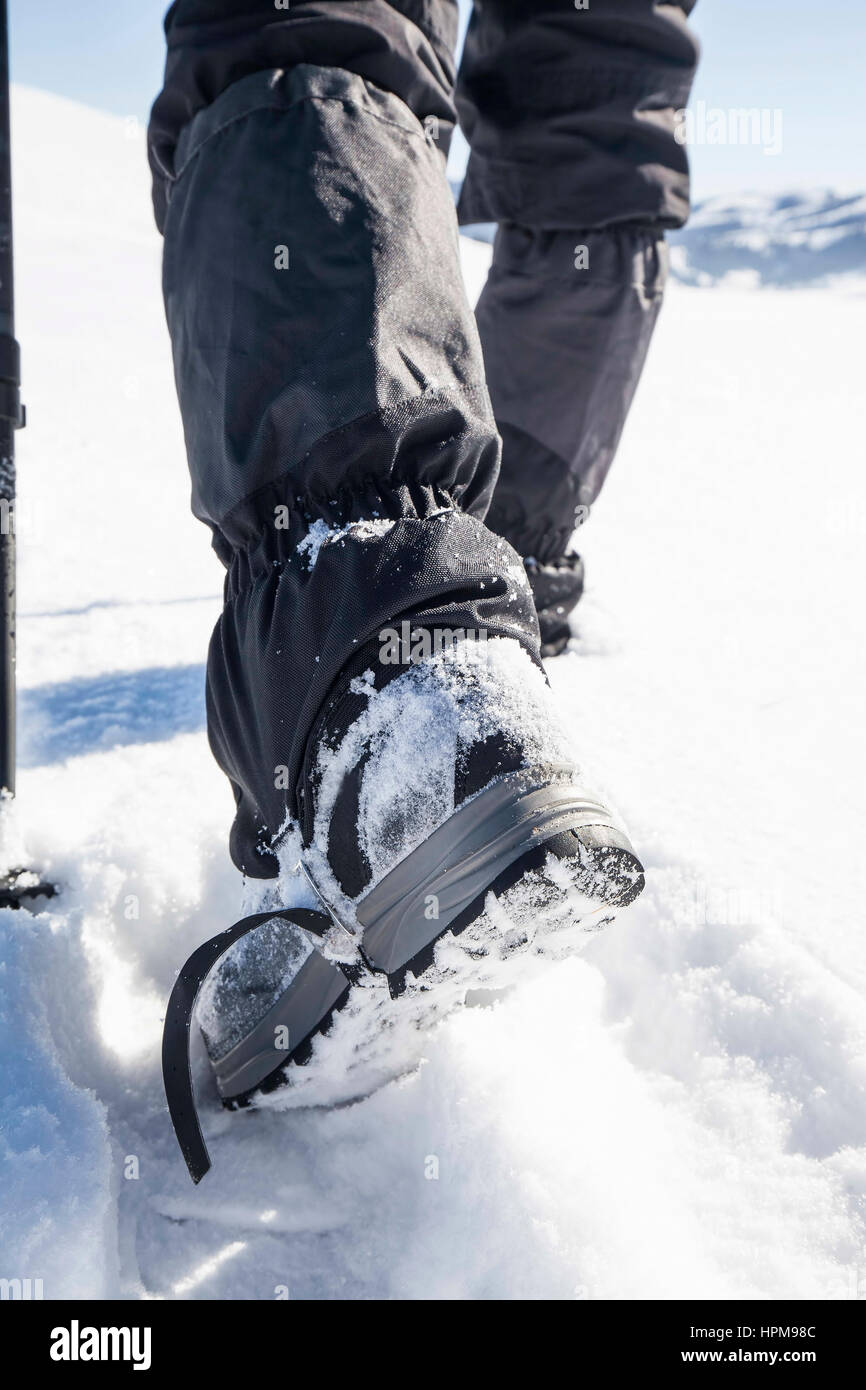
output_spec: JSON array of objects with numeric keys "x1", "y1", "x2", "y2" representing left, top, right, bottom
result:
[{"x1": 148, "y1": 1, "x2": 699, "y2": 876}]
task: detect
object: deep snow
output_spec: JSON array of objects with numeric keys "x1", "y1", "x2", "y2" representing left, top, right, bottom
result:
[{"x1": 1, "y1": 87, "x2": 864, "y2": 1301}]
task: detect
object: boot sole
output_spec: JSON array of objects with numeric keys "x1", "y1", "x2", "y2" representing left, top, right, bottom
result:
[{"x1": 355, "y1": 763, "x2": 640, "y2": 975}]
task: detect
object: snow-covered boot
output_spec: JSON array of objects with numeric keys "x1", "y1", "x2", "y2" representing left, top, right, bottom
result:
[
  {"x1": 300, "y1": 632, "x2": 642, "y2": 974},
  {"x1": 164, "y1": 633, "x2": 643, "y2": 1181}
]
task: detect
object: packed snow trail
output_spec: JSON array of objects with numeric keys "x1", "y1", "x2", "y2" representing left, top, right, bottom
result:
[{"x1": 1, "y1": 88, "x2": 864, "y2": 1300}]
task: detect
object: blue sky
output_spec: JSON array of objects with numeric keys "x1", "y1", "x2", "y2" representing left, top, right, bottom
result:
[{"x1": 8, "y1": 0, "x2": 865, "y2": 198}]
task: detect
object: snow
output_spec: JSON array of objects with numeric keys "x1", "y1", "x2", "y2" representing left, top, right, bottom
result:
[
  {"x1": 2, "y1": 84, "x2": 865, "y2": 1300},
  {"x1": 297, "y1": 518, "x2": 396, "y2": 570}
]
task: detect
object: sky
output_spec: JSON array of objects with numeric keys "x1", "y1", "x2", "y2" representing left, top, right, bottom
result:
[{"x1": 8, "y1": 0, "x2": 866, "y2": 200}]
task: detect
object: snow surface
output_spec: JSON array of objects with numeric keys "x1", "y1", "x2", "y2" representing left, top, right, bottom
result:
[{"x1": 1, "y1": 86, "x2": 865, "y2": 1301}]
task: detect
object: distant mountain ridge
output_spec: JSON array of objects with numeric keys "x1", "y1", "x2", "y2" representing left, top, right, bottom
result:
[
  {"x1": 457, "y1": 188, "x2": 866, "y2": 289},
  {"x1": 668, "y1": 190, "x2": 866, "y2": 287}
]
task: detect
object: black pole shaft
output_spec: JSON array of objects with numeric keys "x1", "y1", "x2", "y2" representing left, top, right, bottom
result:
[{"x1": 0, "y1": 0, "x2": 21, "y2": 797}]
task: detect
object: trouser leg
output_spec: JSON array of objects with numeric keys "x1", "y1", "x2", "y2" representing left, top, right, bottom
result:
[
  {"x1": 148, "y1": 1, "x2": 539, "y2": 877},
  {"x1": 457, "y1": 1, "x2": 700, "y2": 575},
  {"x1": 149, "y1": 1, "x2": 462, "y2": 230}
]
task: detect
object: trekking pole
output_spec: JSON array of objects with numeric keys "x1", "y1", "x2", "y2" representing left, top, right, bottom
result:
[
  {"x1": 0, "y1": 0, "x2": 21, "y2": 797},
  {"x1": 0, "y1": 1, "x2": 54, "y2": 908}
]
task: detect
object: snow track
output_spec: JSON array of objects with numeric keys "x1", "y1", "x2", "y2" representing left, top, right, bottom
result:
[{"x1": 1, "y1": 87, "x2": 864, "y2": 1301}]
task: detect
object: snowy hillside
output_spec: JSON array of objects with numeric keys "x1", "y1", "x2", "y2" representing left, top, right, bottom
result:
[
  {"x1": 668, "y1": 190, "x2": 866, "y2": 288},
  {"x1": 2, "y1": 86, "x2": 865, "y2": 1301},
  {"x1": 462, "y1": 188, "x2": 866, "y2": 290}
]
